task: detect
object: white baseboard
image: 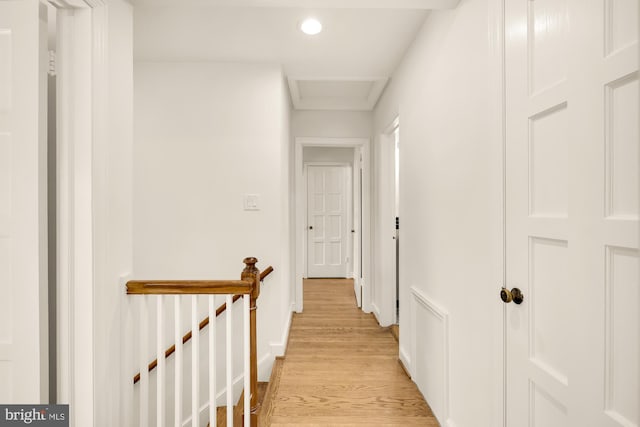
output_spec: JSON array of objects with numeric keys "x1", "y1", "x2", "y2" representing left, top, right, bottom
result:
[
  {"x1": 258, "y1": 352, "x2": 274, "y2": 382},
  {"x1": 260, "y1": 302, "x2": 294, "y2": 382},
  {"x1": 399, "y1": 345, "x2": 412, "y2": 378},
  {"x1": 269, "y1": 302, "x2": 294, "y2": 357},
  {"x1": 371, "y1": 301, "x2": 382, "y2": 324}
]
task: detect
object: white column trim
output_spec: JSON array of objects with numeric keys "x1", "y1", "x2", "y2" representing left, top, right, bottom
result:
[{"x1": 55, "y1": 1, "x2": 107, "y2": 426}]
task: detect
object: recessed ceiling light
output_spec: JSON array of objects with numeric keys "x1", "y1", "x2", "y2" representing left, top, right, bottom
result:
[{"x1": 300, "y1": 18, "x2": 322, "y2": 35}]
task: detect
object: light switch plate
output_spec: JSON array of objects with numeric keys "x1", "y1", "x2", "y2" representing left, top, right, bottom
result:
[{"x1": 244, "y1": 194, "x2": 260, "y2": 211}]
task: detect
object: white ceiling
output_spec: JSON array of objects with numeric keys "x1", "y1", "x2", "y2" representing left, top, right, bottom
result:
[{"x1": 132, "y1": 0, "x2": 458, "y2": 110}]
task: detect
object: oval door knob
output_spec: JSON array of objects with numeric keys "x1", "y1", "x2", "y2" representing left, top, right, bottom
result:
[
  {"x1": 309, "y1": 226, "x2": 313, "y2": 230},
  {"x1": 500, "y1": 287, "x2": 524, "y2": 305}
]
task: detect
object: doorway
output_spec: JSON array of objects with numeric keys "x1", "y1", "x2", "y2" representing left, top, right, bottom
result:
[
  {"x1": 375, "y1": 118, "x2": 400, "y2": 327},
  {"x1": 294, "y1": 137, "x2": 371, "y2": 313}
]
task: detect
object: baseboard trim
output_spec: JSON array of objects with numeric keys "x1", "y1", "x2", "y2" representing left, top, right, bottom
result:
[
  {"x1": 371, "y1": 301, "x2": 382, "y2": 324},
  {"x1": 399, "y1": 345, "x2": 411, "y2": 378},
  {"x1": 269, "y1": 303, "x2": 294, "y2": 357},
  {"x1": 397, "y1": 355, "x2": 411, "y2": 379}
]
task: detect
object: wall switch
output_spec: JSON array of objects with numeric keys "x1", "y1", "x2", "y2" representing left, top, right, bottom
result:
[{"x1": 243, "y1": 194, "x2": 260, "y2": 211}]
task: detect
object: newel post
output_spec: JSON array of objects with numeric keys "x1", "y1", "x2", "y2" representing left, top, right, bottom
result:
[{"x1": 242, "y1": 257, "x2": 260, "y2": 426}]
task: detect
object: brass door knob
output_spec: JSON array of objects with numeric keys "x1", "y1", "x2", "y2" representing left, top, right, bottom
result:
[{"x1": 500, "y1": 287, "x2": 524, "y2": 304}]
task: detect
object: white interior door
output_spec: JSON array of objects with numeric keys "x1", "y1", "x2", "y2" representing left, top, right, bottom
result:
[
  {"x1": 307, "y1": 165, "x2": 348, "y2": 278},
  {"x1": 0, "y1": 0, "x2": 49, "y2": 403},
  {"x1": 505, "y1": 1, "x2": 638, "y2": 426}
]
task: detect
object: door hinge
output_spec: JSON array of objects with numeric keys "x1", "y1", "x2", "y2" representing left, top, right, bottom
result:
[{"x1": 48, "y1": 50, "x2": 56, "y2": 77}]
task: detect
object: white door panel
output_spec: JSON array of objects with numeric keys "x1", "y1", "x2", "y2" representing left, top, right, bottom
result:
[
  {"x1": 0, "y1": 0, "x2": 48, "y2": 403},
  {"x1": 307, "y1": 165, "x2": 348, "y2": 278},
  {"x1": 505, "y1": 0, "x2": 638, "y2": 426}
]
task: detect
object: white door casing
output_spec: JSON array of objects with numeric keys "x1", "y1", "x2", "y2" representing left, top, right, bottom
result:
[
  {"x1": 353, "y1": 148, "x2": 362, "y2": 307},
  {"x1": 375, "y1": 123, "x2": 398, "y2": 327},
  {"x1": 0, "y1": 0, "x2": 49, "y2": 403},
  {"x1": 294, "y1": 137, "x2": 371, "y2": 313},
  {"x1": 306, "y1": 165, "x2": 349, "y2": 278},
  {"x1": 505, "y1": 1, "x2": 638, "y2": 426}
]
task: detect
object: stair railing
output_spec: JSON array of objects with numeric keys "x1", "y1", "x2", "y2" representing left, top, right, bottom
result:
[{"x1": 127, "y1": 257, "x2": 270, "y2": 427}]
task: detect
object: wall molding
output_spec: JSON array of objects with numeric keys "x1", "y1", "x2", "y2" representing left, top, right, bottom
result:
[{"x1": 410, "y1": 286, "x2": 450, "y2": 426}]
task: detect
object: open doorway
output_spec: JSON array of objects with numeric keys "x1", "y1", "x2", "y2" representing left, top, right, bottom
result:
[{"x1": 294, "y1": 137, "x2": 371, "y2": 313}]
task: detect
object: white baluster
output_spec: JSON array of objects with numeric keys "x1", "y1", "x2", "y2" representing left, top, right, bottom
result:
[
  {"x1": 174, "y1": 296, "x2": 182, "y2": 427},
  {"x1": 191, "y1": 296, "x2": 199, "y2": 427},
  {"x1": 243, "y1": 295, "x2": 250, "y2": 427},
  {"x1": 226, "y1": 295, "x2": 233, "y2": 427},
  {"x1": 139, "y1": 296, "x2": 149, "y2": 427},
  {"x1": 209, "y1": 296, "x2": 216, "y2": 427},
  {"x1": 157, "y1": 296, "x2": 165, "y2": 427}
]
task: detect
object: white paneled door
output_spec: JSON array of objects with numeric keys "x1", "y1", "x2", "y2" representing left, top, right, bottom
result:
[
  {"x1": 307, "y1": 165, "x2": 348, "y2": 278},
  {"x1": 0, "y1": 0, "x2": 48, "y2": 403},
  {"x1": 505, "y1": 1, "x2": 638, "y2": 426}
]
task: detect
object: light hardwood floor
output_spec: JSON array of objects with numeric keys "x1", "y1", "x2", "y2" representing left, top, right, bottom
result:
[{"x1": 262, "y1": 278, "x2": 439, "y2": 426}]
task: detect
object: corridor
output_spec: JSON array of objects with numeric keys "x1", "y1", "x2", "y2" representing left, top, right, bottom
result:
[{"x1": 262, "y1": 279, "x2": 438, "y2": 426}]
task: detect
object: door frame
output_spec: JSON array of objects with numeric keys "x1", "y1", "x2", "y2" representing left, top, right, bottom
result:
[
  {"x1": 489, "y1": 0, "x2": 507, "y2": 426},
  {"x1": 374, "y1": 117, "x2": 399, "y2": 327},
  {"x1": 304, "y1": 162, "x2": 353, "y2": 279},
  {"x1": 294, "y1": 137, "x2": 371, "y2": 313},
  {"x1": 53, "y1": 1, "x2": 109, "y2": 425}
]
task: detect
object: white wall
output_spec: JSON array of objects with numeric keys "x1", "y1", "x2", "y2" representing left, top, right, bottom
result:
[
  {"x1": 373, "y1": 1, "x2": 502, "y2": 426},
  {"x1": 133, "y1": 61, "x2": 292, "y2": 395},
  {"x1": 303, "y1": 146, "x2": 354, "y2": 164},
  {"x1": 292, "y1": 110, "x2": 372, "y2": 139}
]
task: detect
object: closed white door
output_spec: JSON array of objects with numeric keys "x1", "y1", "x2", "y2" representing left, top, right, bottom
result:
[
  {"x1": 0, "y1": 0, "x2": 49, "y2": 403},
  {"x1": 505, "y1": 1, "x2": 638, "y2": 426},
  {"x1": 307, "y1": 165, "x2": 348, "y2": 278}
]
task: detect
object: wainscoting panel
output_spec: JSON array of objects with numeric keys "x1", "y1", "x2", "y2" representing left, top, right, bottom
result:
[{"x1": 411, "y1": 287, "x2": 449, "y2": 425}]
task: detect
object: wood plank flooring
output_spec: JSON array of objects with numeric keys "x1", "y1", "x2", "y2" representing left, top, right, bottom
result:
[{"x1": 262, "y1": 279, "x2": 439, "y2": 426}]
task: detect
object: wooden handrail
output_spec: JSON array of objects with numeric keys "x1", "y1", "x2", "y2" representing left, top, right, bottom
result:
[
  {"x1": 260, "y1": 266, "x2": 273, "y2": 280},
  {"x1": 126, "y1": 280, "x2": 253, "y2": 295},
  {"x1": 131, "y1": 265, "x2": 274, "y2": 384}
]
